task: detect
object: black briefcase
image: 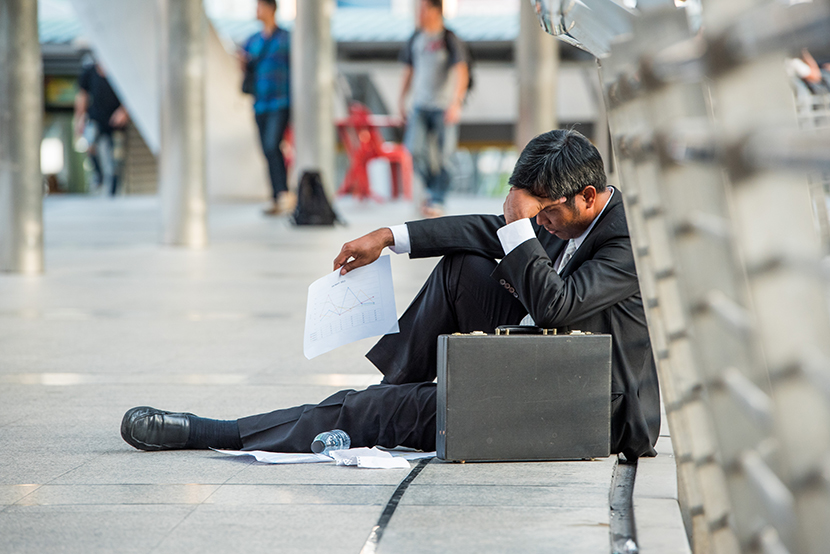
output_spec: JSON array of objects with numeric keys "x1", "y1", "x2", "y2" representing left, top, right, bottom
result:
[{"x1": 436, "y1": 326, "x2": 612, "y2": 462}]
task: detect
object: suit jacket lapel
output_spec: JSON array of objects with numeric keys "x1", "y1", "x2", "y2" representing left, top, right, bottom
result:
[{"x1": 559, "y1": 191, "x2": 623, "y2": 278}]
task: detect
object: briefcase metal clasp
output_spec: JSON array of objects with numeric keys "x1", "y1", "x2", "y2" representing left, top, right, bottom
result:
[{"x1": 495, "y1": 325, "x2": 555, "y2": 336}]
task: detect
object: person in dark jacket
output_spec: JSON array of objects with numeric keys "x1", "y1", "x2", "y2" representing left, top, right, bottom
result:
[
  {"x1": 74, "y1": 62, "x2": 129, "y2": 196},
  {"x1": 120, "y1": 129, "x2": 660, "y2": 460}
]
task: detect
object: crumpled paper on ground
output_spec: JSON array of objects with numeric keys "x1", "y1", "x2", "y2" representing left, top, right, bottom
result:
[
  {"x1": 329, "y1": 447, "x2": 411, "y2": 469},
  {"x1": 213, "y1": 447, "x2": 435, "y2": 469},
  {"x1": 212, "y1": 449, "x2": 330, "y2": 464}
]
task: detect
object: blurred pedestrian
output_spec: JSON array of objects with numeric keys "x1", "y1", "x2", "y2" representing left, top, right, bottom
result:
[
  {"x1": 399, "y1": 0, "x2": 469, "y2": 217},
  {"x1": 240, "y1": 0, "x2": 293, "y2": 216},
  {"x1": 74, "y1": 61, "x2": 129, "y2": 196},
  {"x1": 788, "y1": 48, "x2": 830, "y2": 95}
]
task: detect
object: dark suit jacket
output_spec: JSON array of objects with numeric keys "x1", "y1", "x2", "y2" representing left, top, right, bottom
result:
[{"x1": 405, "y1": 191, "x2": 660, "y2": 459}]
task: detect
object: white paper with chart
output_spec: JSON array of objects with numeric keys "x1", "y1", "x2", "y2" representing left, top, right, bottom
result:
[{"x1": 304, "y1": 255, "x2": 399, "y2": 359}]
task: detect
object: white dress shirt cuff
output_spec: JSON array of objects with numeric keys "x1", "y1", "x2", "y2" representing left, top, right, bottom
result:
[
  {"x1": 387, "y1": 224, "x2": 411, "y2": 254},
  {"x1": 497, "y1": 218, "x2": 536, "y2": 256}
]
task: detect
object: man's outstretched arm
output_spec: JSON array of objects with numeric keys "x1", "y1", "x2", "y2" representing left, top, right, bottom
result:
[{"x1": 335, "y1": 187, "x2": 552, "y2": 275}]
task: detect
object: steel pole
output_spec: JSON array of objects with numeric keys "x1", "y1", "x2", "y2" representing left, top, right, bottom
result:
[
  {"x1": 0, "y1": 0, "x2": 43, "y2": 273},
  {"x1": 291, "y1": 0, "x2": 336, "y2": 196},
  {"x1": 158, "y1": 0, "x2": 208, "y2": 248},
  {"x1": 515, "y1": 0, "x2": 559, "y2": 151}
]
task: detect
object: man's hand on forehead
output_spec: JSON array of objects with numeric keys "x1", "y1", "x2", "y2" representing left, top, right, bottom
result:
[{"x1": 503, "y1": 187, "x2": 566, "y2": 224}]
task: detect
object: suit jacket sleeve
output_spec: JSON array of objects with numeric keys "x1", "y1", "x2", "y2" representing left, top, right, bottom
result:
[
  {"x1": 406, "y1": 214, "x2": 508, "y2": 260},
  {"x1": 405, "y1": 206, "x2": 639, "y2": 328},
  {"x1": 491, "y1": 207, "x2": 641, "y2": 328}
]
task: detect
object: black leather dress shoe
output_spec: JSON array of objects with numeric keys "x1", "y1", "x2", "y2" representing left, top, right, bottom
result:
[{"x1": 121, "y1": 406, "x2": 193, "y2": 451}]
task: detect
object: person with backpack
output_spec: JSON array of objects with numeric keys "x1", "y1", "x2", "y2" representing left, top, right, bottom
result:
[
  {"x1": 240, "y1": 0, "x2": 293, "y2": 216},
  {"x1": 399, "y1": 0, "x2": 470, "y2": 217}
]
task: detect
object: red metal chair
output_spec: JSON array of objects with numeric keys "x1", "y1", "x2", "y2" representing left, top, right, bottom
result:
[
  {"x1": 336, "y1": 102, "x2": 412, "y2": 201},
  {"x1": 281, "y1": 126, "x2": 294, "y2": 172}
]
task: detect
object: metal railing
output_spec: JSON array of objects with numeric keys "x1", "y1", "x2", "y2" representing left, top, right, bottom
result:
[
  {"x1": 794, "y1": 87, "x2": 830, "y2": 253},
  {"x1": 532, "y1": 1, "x2": 830, "y2": 552}
]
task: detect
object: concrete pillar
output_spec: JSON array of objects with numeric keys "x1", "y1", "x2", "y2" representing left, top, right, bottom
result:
[
  {"x1": 0, "y1": 0, "x2": 44, "y2": 273},
  {"x1": 158, "y1": 0, "x2": 208, "y2": 248},
  {"x1": 291, "y1": 0, "x2": 336, "y2": 196},
  {"x1": 515, "y1": 0, "x2": 559, "y2": 151}
]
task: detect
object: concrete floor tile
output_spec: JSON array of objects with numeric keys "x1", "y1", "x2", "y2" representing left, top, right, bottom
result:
[
  {"x1": 378, "y1": 505, "x2": 610, "y2": 554},
  {"x1": 17, "y1": 484, "x2": 220, "y2": 506},
  {"x1": 49, "y1": 451, "x2": 250, "y2": 485},
  {"x1": 0, "y1": 453, "x2": 99, "y2": 486},
  {"x1": 634, "y1": 456, "x2": 679, "y2": 500},
  {"x1": 225, "y1": 461, "x2": 410, "y2": 486},
  {"x1": 402, "y1": 484, "x2": 610, "y2": 508},
  {"x1": 0, "y1": 485, "x2": 41, "y2": 505},
  {"x1": 204, "y1": 483, "x2": 396, "y2": 505},
  {"x1": 418, "y1": 457, "x2": 617, "y2": 486},
  {"x1": 0, "y1": 504, "x2": 193, "y2": 554},
  {"x1": 634, "y1": 498, "x2": 691, "y2": 554},
  {"x1": 154, "y1": 504, "x2": 381, "y2": 554}
]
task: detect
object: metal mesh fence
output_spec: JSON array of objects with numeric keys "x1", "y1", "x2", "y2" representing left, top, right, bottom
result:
[{"x1": 535, "y1": 0, "x2": 830, "y2": 552}]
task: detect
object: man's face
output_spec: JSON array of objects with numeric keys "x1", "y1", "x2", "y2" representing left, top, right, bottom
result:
[
  {"x1": 256, "y1": 1, "x2": 276, "y2": 23},
  {"x1": 534, "y1": 192, "x2": 593, "y2": 240},
  {"x1": 418, "y1": 0, "x2": 439, "y2": 27}
]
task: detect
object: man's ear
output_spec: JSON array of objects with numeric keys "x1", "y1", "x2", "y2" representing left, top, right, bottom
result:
[{"x1": 581, "y1": 186, "x2": 597, "y2": 208}]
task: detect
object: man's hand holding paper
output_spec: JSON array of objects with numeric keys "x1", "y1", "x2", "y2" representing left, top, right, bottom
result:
[{"x1": 333, "y1": 228, "x2": 395, "y2": 275}]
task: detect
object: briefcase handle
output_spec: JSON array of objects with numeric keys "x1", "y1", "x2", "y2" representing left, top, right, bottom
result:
[{"x1": 495, "y1": 325, "x2": 556, "y2": 336}]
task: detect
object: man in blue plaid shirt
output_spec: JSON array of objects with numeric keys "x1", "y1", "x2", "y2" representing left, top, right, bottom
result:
[{"x1": 241, "y1": 0, "x2": 292, "y2": 215}]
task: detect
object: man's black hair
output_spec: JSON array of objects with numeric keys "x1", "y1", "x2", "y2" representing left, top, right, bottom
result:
[
  {"x1": 424, "y1": 0, "x2": 443, "y2": 11},
  {"x1": 508, "y1": 129, "x2": 607, "y2": 204},
  {"x1": 259, "y1": 0, "x2": 277, "y2": 9}
]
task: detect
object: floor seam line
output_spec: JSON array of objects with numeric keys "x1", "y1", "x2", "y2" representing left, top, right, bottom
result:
[{"x1": 359, "y1": 457, "x2": 432, "y2": 554}]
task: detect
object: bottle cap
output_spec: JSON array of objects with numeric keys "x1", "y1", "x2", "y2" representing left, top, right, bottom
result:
[{"x1": 311, "y1": 439, "x2": 325, "y2": 454}]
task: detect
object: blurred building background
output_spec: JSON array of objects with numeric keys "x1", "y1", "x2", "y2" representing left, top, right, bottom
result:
[{"x1": 37, "y1": 0, "x2": 600, "y2": 200}]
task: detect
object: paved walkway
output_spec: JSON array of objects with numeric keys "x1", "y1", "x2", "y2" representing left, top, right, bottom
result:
[{"x1": 0, "y1": 195, "x2": 686, "y2": 553}]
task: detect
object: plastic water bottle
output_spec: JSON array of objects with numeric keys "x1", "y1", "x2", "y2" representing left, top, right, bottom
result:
[{"x1": 311, "y1": 430, "x2": 351, "y2": 455}]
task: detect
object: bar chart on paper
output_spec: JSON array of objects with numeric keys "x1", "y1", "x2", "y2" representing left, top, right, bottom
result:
[{"x1": 304, "y1": 255, "x2": 399, "y2": 359}]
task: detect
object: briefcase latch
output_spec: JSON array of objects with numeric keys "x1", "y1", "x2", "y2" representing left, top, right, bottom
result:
[{"x1": 495, "y1": 326, "x2": 556, "y2": 336}]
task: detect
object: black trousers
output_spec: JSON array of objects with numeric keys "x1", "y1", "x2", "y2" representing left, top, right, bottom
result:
[{"x1": 237, "y1": 253, "x2": 528, "y2": 452}]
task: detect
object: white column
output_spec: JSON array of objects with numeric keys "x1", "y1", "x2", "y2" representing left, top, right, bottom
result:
[
  {"x1": 0, "y1": 0, "x2": 43, "y2": 273},
  {"x1": 291, "y1": 0, "x2": 336, "y2": 196},
  {"x1": 158, "y1": 0, "x2": 208, "y2": 248}
]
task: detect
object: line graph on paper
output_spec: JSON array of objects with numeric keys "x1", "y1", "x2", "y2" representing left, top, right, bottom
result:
[
  {"x1": 317, "y1": 286, "x2": 376, "y2": 320},
  {"x1": 304, "y1": 255, "x2": 398, "y2": 359},
  {"x1": 309, "y1": 267, "x2": 385, "y2": 342}
]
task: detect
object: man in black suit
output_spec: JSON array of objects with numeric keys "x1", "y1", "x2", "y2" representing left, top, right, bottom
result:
[{"x1": 121, "y1": 130, "x2": 660, "y2": 460}]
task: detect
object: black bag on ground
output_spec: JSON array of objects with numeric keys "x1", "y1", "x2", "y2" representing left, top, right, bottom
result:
[{"x1": 291, "y1": 171, "x2": 341, "y2": 226}]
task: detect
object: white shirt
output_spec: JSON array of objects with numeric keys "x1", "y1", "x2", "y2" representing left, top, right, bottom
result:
[{"x1": 388, "y1": 187, "x2": 615, "y2": 265}]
